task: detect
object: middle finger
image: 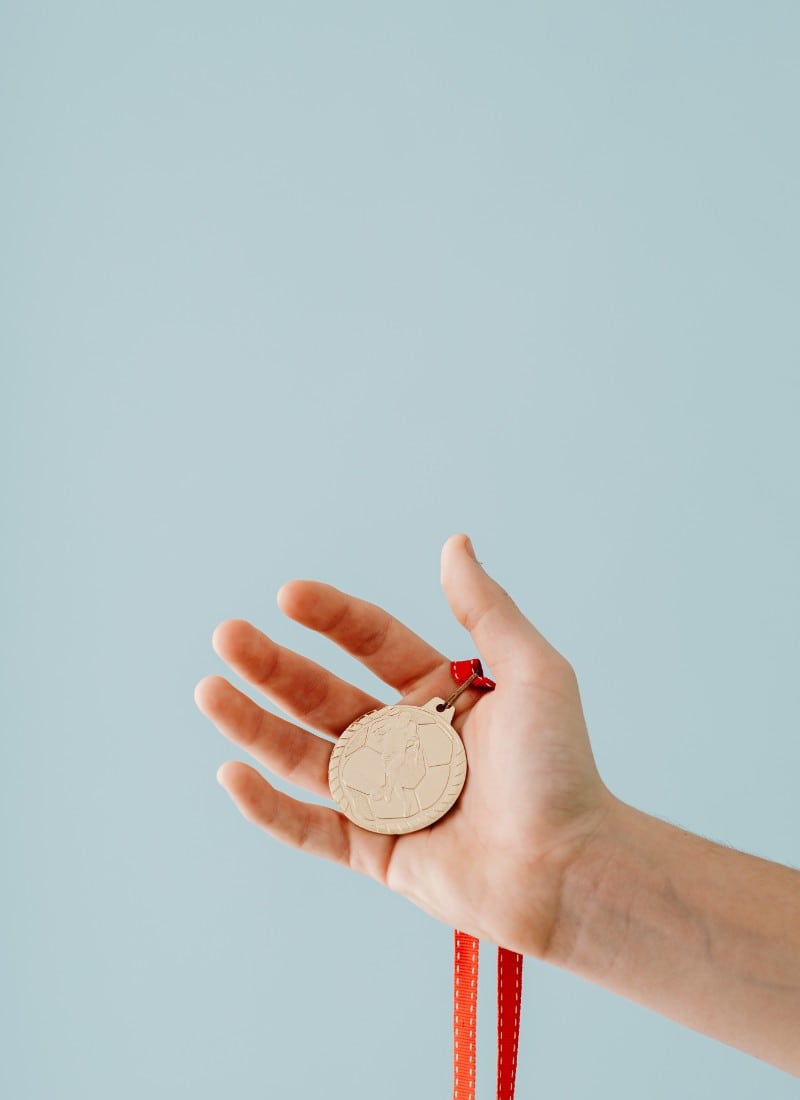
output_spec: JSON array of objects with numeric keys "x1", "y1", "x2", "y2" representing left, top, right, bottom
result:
[
  {"x1": 212, "y1": 618, "x2": 383, "y2": 737},
  {"x1": 195, "y1": 675, "x2": 333, "y2": 798}
]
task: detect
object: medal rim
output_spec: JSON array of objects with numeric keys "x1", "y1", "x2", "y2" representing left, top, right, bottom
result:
[{"x1": 328, "y1": 699, "x2": 467, "y2": 835}]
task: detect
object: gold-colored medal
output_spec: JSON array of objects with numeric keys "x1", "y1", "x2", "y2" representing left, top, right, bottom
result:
[{"x1": 328, "y1": 698, "x2": 467, "y2": 835}]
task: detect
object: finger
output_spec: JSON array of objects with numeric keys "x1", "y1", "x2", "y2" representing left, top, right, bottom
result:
[
  {"x1": 195, "y1": 675, "x2": 332, "y2": 798},
  {"x1": 440, "y1": 534, "x2": 559, "y2": 674},
  {"x1": 217, "y1": 761, "x2": 396, "y2": 883},
  {"x1": 276, "y1": 580, "x2": 447, "y2": 695},
  {"x1": 212, "y1": 619, "x2": 382, "y2": 737}
]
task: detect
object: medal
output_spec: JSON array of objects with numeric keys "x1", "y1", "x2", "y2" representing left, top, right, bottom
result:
[{"x1": 328, "y1": 659, "x2": 494, "y2": 835}]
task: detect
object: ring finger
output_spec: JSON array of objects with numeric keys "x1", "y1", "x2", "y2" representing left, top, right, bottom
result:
[
  {"x1": 195, "y1": 674, "x2": 334, "y2": 798},
  {"x1": 212, "y1": 618, "x2": 383, "y2": 737}
]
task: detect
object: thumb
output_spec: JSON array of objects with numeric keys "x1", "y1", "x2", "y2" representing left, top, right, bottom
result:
[{"x1": 440, "y1": 534, "x2": 557, "y2": 674}]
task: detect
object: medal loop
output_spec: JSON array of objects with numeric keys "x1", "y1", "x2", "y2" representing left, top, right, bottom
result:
[{"x1": 437, "y1": 659, "x2": 496, "y2": 712}]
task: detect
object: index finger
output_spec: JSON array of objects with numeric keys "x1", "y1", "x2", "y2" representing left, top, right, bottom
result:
[{"x1": 276, "y1": 581, "x2": 447, "y2": 696}]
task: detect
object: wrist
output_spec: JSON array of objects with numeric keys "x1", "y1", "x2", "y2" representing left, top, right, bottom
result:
[
  {"x1": 540, "y1": 794, "x2": 800, "y2": 1074},
  {"x1": 542, "y1": 794, "x2": 646, "y2": 971}
]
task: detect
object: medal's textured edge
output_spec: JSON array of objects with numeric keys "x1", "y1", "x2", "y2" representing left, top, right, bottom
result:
[{"x1": 328, "y1": 703, "x2": 468, "y2": 835}]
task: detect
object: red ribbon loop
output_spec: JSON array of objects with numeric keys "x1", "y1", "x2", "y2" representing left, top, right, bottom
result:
[{"x1": 450, "y1": 658, "x2": 496, "y2": 691}]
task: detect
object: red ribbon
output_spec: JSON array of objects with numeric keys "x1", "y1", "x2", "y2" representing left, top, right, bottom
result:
[
  {"x1": 453, "y1": 930, "x2": 479, "y2": 1099},
  {"x1": 450, "y1": 658, "x2": 496, "y2": 691},
  {"x1": 450, "y1": 660, "x2": 522, "y2": 1100},
  {"x1": 496, "y1": 944, "x2": 523, "y2": 1100},
  {"x1": 453, "y1": 934, "x2": 523, "y2": 1100}
]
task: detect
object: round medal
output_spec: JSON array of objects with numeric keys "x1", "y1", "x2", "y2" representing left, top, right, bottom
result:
[{"x1": 328, "y1": 698, "x2": 467, "y2": 835}]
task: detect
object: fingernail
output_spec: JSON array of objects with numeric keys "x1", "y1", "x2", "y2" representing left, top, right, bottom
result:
[{"x1": 464, "y1": 536, "x2": 477, "y2": 561}]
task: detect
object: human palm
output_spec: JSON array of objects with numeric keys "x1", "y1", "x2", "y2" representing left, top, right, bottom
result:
[{"x1": 195, "y1": 534, "x2": 612, "y2": 958}]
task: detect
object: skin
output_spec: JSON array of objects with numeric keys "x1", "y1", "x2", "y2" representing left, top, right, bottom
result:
[{"x1": 194, "y1": 533, "x2": 800, "y2": 1076}]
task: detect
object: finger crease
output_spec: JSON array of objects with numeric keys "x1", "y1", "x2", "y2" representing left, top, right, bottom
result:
[
  {"x1": 279, "y1": 726, "x2": 309, "y2": 785},
  {"x1": 294, "y1": 809, "x2": 313, "y2": 852},
  {"x1": 350, "y1": 615, "x2": 393, "y2": 659},
  {"x1": 321, "y1": 600, "x2": 353, "y2": 637},
  {"x1": 462, "y1": 602, "x2": 492, "y2": 637},
  {"x1": 297, "y1": 677, "x2": 333, "y2": 723},
  {"x1": 254, "y1": 644, "x2": 282, "y2": 689}
]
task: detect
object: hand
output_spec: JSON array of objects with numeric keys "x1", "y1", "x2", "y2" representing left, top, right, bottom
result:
[
  {"x1": 197, "y1": 534, "x2": 800, "y2": 1071},
  {"x1": 194, "y1": 534, "x2": 613, "y2": 958}
]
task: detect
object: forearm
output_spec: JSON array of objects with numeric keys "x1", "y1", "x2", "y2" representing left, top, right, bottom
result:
[{"x1": 547, "y1": 797, "x2": 800, "y2": 1074}]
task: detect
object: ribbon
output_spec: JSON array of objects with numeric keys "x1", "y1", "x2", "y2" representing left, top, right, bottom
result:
[
  {"x1": 449, "y1": 660, "x2": 522, "y2": 1099},
  {"x1": 450, "y1": 658, "x2": 496, "y2": 691},
  {"x1": 453, "y1": 933, "x2": 523, "y2": 1100}
]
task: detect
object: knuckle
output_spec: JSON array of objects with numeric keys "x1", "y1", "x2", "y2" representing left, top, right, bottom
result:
[{"x1": 353, "y1": 616, "x2": 392, "y2": 659}]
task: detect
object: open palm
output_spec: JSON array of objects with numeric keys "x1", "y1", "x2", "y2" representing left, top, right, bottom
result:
[{"x1": 195, "y1": 534, "x2": 612, "y2": 958}]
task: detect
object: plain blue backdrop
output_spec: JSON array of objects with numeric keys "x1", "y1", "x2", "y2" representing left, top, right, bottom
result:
[{"x1": 3, "y1": 3, "x2": 799, "y2": 1097}]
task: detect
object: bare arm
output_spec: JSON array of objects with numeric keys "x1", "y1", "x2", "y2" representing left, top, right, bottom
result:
[{"x1": 549, "y1": 799, "x2": 800, "y2": 1074}]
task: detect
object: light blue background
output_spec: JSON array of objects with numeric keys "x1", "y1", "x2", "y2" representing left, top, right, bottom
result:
[{"x1": 3, "y1": 3, "x2": 799, "y2": 1097}]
